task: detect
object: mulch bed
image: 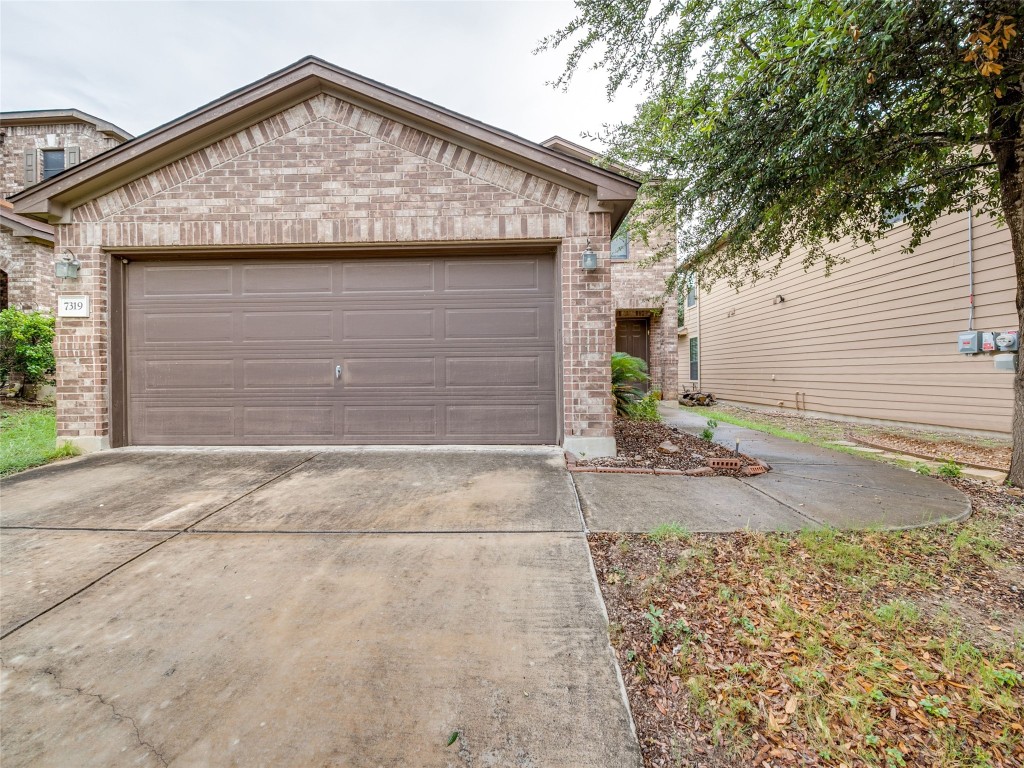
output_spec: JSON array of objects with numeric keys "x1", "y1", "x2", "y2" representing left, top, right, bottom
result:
[
  {"x1": 573, "y1": 417, "x2": 764, "y2": 476},
  {"x1": 590, "y1": 478, "x2": 1024, "y2": 767}
]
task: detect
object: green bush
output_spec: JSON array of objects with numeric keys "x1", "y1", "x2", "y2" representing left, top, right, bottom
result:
[
  {"x1": 627, "y1": 390, "x2": 662, "y2": 421},
  {"x1": 611, "y1": 352, "x2": 650, "y2": 416},
  {"x1": 0, "y1": 309, "x2": 56, "y2": 390}
]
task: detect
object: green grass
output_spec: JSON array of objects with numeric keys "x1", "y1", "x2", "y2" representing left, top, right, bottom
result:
[
  {"x1": 700, "y1": 409, "x2": 816, "y2": 443},
  {"x1": 0, "y1": 406, "x2": 79, "y2": 476},
  {"x1": 697, "y1": 409, "x2": 881, "y2": 460}
]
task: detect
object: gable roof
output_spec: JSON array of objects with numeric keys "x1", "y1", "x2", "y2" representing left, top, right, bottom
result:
[
  {"x1": 0, "y1": 109, "x2": 133, "y2": 142},
  {"x1": 11, "y1": 57, "x2": 639, "y2": 229}
]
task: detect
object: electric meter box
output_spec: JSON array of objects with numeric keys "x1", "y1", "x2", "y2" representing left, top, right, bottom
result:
[
  {"x1": 981, "y1": 331, "x2": 997, "y2": 352},
  {"x1": 996, "y1": 330, "x2": 1020, "y2": 352},
  {"x1": 958, "y1": 331, "x2": 981, "y2": 354},
  {"x1": 995, "y1": 353, "x2": 1018, "y2": 372}
]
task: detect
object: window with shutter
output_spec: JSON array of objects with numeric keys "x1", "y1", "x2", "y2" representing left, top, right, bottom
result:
[{"x1": 42, "y1": 149, "x2": 65, "y2": 180}]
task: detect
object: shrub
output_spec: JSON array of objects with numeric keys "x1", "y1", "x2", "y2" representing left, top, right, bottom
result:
[
  {"x1": 611, "y1": 352, "x2": 650, "y2": 416},
  {"x1": 0, "y1": 309, "x2": 56, "y2": 392},
  {"x1": 627, "y1": 390, "x2": 662, "y2": 421}
]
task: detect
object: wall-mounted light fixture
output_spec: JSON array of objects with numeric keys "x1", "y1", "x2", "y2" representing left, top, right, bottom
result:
[
  {"x1": 581, "y1": 240, "x2": 598, "y2": 271},
  {"x1": 55, "y1": 250, "x2": 81, "y2": 280},
  {"x1": 773, "y1": 294, "x2": 785, "y2": 305}
]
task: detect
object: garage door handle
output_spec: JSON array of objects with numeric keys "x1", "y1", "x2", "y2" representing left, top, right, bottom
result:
[{"x1": 335, "y1": 364, "x2": 342, "y2": 380}]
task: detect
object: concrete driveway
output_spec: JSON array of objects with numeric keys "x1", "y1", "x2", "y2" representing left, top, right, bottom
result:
[{"x1": 0, "y1": 448, "x2": 641, "y2": 768}]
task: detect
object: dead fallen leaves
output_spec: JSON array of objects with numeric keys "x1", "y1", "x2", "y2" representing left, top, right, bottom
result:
[{"x1": 591, "y1": 479, "x2": 1024, "y2": 767}]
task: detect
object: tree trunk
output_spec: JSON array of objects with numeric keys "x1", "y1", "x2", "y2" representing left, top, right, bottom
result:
[{"x1": 994, "y1": 103, "x2": 1024, "y2": 485}]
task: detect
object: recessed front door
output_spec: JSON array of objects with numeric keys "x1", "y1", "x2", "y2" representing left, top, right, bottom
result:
[{"x1": 615, "y1": 317, "x2": 650, "y2": 391}]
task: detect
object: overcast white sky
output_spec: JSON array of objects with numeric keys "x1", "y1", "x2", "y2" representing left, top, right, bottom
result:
[{"x1": 0, "y1": 0, "x2": 639, "y2": 150}]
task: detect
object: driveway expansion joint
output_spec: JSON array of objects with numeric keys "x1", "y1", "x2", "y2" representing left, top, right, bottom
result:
[
  {"x1": 0, "y1": 452, "x2": 322, "y2": 641},
  {"x1": 737, "y1": 478, "x2": 828, "y2": 528}
]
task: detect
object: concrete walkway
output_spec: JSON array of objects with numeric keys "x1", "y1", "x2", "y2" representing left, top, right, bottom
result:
[
  {"x1": 573, "y1": 405, "x2": 970, "y2": 533},
  {"x1": 0, "y1": 449, "x2": 640, "y2": 768}
]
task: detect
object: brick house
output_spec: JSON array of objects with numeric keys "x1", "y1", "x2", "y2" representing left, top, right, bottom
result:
[
  {"x1": 1, "y1": 110, "x2": 132, "y2": 310},
  {"x1": 541, "y1": 137, "x2": 678, "y2": 401},
  {"x1": 9, "y1": 57, "x2": 645, "y2": 455}
]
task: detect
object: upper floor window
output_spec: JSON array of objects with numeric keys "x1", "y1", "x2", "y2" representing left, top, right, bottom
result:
[
  {"x1": 685, "y1": 273, "x2": 697, "y2": 307},
  {"x1": 42, "y1": 149, "x2": 65, "y2": 180},
  {"x1": 611, "y1": 230, "x2": 629, "y2": 260}
]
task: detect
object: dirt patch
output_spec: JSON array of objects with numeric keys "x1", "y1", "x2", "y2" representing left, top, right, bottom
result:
[
  {"x1": 574, "y1": 417, "x2": 763, "y2": 476},
  {"x1": 859, "y1": 432, "x2": 1010, "y2": 471},
  {"x1": 703, "y1": 403, "x2": 1011, "y2": 472},
  {"x1": 591, "y1": 478, "x2": 1024, "y2": 767}
]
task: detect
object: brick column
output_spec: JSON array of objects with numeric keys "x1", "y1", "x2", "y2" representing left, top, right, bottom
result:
[
  {"x1": 53, "y1": 223, "x2": 109, "y2": 451},
  {"x1": 560, "y1": 211, "x2": 616, "y2": 457}
]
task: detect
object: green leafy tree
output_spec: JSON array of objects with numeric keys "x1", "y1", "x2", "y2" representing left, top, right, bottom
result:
[
  {"x1": 0, "y1": 309, "x2": 56, "y2": 392},
  {"x1": 540, "y1": 1, "x2": 1023, "y2": 482}
]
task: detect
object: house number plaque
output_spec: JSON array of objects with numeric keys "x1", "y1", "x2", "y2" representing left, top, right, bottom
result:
[{"x1": 58, "y1": 295, "x2": 90, "y2": 318}]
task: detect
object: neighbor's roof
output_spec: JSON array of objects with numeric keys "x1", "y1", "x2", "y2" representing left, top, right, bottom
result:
[
  {"x1": 11, "y1": 57, "x2": 639, "y2": 229},
  {"x1": 0, "y1": 199, "x2": 54, "y2": 243},
  {"x1": 0, "y1": 109, "x2": 133, "y2": 143}
]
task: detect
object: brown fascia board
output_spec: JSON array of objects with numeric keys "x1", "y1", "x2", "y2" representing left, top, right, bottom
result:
[
  {"x1": 11, "y1": 57, "x2": 639, "y2": 229},
  {"x1": 0, "y1": 109, "x2": 133, "y2": 142},
  {"x1": 1, "y1": 208, "x2": 55, "y2": 243},
  {"x1": 541, "y1": 135, "x2": 642, "y2": 181}
]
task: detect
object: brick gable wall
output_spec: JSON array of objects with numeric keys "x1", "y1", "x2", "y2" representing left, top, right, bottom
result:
[{"x1": 54, "y1": 94, "x2": 617, "y2": 452}]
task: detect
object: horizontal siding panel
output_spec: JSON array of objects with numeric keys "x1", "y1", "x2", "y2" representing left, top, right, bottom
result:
[{"x1": 693, "y1": 210, "x2": 1014, "y2": 433}]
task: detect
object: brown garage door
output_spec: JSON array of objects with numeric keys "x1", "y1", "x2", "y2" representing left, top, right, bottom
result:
[{"x1": 126, "y1": 253, "x2": 558, "y2": 445}]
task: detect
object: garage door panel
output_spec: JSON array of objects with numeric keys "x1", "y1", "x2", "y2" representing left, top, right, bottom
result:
[
  {"x1": 344, "y1": 405, "x2": 438, "y2": 436},
  {"x1": 341, "y1": 358, "x2": 437, "y2": 388},
  {"x1": 139, "y1": 406, "x2": 236, "y2": 439},
  {"x1": 141, "y1": 360, "x2": 235, "y2": 391},
  {"x1": 127, "y1": 254, "x2": 558, "y2": 445},
  {"x1": 242, "y1": 311, "x2": 333, "y2": 342},
  {"x1": 342, "y1": 309, "x2": 436, "y2": 341},
  {"x1": 139, "y1": 265, "x2": 234, "y2": 297},
  {"x1": 446, "y1": 404, "x2": 550, "y2": 439},
  {"x1": 445, "y1": 307, "x2": 551, "y2": 340},
  {"x1": 445, "y1": 354, "x2": 553, "y2": 389},
  {"x1": 443, "y1": 259, "x2": 543, "y2": 292},
  {"x1": 243, "y1": 407, "x2": 334, "y2": 437},
  {"x1": 242, "y1": 264, "x2": 333, "y2": 295},
  {"x1": 341, "y1": 261, "x2": 435, "y2": 293},
  {"x1": 243, "y1": 359, "x2": 335, "y2": 389},
  {"x1": 141, "y1": 312, "x2": 233, "y2": 344}
]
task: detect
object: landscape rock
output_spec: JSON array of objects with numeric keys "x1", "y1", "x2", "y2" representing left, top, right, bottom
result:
[{"x1": 658, "y1": 441, "x2": 681, "y2": 454}]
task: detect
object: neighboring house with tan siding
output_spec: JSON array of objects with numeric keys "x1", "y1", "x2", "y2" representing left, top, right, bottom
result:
[{"x1": 677, "y1": 209, "x2": 1015, "y2": 434}]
